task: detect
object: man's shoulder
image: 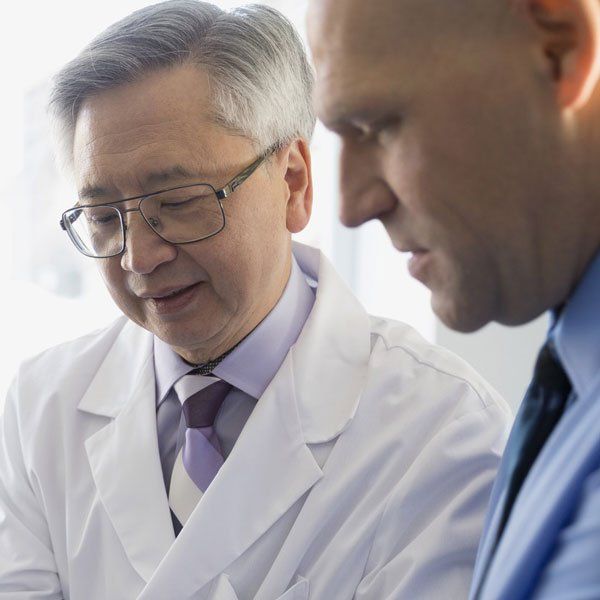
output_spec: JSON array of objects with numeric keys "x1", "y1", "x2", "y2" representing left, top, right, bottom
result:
[
  {"x1": 19, "y1": 316, "x2": 129, "y2": 376},
  {"x1": 365, "y1": 314, "x2": 511, "y2": 421},
  {"x1": 8, "y1": 316, "x2": 133, "y2": 416}
]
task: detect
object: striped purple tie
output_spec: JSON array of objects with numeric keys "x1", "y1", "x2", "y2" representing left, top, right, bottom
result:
[{"x1": 168, "y1": 375, "x2": 231, "y2": 527}]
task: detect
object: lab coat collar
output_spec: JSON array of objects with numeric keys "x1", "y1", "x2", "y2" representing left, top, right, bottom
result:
[
  {"x1": 214, "y1": 253, "x2": 316, "y2": 400},
  {"x1": 77, "y1": 317, "x2": 150, "y2": 418},
  {"x1": 289, "y1": 242, "x2": 371, "y2": 444}
]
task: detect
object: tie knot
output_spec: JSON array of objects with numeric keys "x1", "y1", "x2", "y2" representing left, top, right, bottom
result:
[
  {"x1": 174, "y1": 375, "x2": 231, "y2": 428},
  {"x1": 533, "y1": 342, "x2": 572, "y2": 398}
]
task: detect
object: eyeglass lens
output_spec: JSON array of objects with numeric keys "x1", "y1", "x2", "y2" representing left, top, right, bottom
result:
[{"x1": 65, "y1": 184, "x2": 224, "y2": 257}]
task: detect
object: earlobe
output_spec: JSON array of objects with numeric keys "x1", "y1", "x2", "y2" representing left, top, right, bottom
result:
[
  {"x1": 527, "y1": 0, "x2": 600, "y2": 110},
  {"x1": 282, "y1": 139, "x2": 313, "y2": 234}
]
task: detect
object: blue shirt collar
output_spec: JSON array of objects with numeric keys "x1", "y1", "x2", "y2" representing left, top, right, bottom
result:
[
  {"x1": 154, "y1": 254, "x2": 315, "y2": 405},
  {"x1": 551, "y1": 251, "x2": 600, "y2": 400}
]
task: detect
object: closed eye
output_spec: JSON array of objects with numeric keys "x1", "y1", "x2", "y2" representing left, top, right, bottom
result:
[
  {"x1": 362, "y1": 116, "x2": 401, "y2": 142},
  {"x1": 90, "y1": 213, "x2": 119, "y2": 225},
  {"x1": 161, "y1": 197, "x2": 196, "y2": 209},
  {"x1": 81, "y1": 205, "x2": 121, "y2": 226}
]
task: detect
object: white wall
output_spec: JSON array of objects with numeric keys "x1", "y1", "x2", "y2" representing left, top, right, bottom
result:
[{"x1": 436, "y1": 316, "x2": 548, "y2": 411}]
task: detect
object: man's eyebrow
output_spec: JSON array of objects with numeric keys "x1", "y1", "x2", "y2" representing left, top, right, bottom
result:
[
  {"x1": 78, "y1": 185, "x2": 109, "y2": 201},
  {"x1": 318, "y1": 108, "x2": 354, "y2": 134},
  {"x1": 324, "y1": 113, "x2": 374, "y2": 135},
  {"x1": 327, "y1": 104, "x2": 402, "y2": 138},
  {"x1": 144, "y1": 164, "x2": 207, "y2": 187},
  {"x1": 321, "y1": 98, "x2": 383, "y2": 129}
]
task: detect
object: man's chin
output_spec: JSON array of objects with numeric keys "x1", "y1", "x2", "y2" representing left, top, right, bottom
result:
[
  {"x1": 431, "y1": 293, "x2": 492, "y2": 334},
  {"x1": 151, "y1": 322, "x2": 223, "y2": 357}
]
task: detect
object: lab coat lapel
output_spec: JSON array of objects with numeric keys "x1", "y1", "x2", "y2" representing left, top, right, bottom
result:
[
  {"x1": 138, "y1": 354, "x2": 324, "y2": 598},
  {"x1": 478, "y1": 376, "x2": 600, "y2": 598},
  {"x1": 79, "y1": 320, "x2": 174, "y2": 584}
]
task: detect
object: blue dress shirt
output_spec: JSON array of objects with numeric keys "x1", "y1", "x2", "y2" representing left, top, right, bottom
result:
[{"x1": 471, "y1": 251, "x2": 600, "y2": 599}]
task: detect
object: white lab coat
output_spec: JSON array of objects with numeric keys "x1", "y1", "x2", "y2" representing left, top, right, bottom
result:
[{"x1": 0, "y1": 243, "x2": 511, "y2": 599}]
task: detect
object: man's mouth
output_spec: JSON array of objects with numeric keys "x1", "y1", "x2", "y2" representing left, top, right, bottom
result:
[
  {"x1": 407, "y1": 250, "x2": 431, "y2": 282},
  {"x1": 142, "y1": 283, "x2": 204, "y2": 314},
  {"x1": 153, "y1": 285, "x2": 195, "y2": 299}
]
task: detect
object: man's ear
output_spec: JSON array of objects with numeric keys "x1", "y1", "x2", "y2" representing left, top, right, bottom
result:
[
  {"x1": 279, "y1": 138, "x2": 313, "y2": 234},
  {"x1": 526, "y1": 0, "x2": 600, "y2": 110}
]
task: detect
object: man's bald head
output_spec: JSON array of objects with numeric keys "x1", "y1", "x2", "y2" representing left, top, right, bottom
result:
[
  {"x1": 308, "y1": 0, "x2": 512, "y2": 67},
  {"x1": 308, "y1": 0, "x2": 600, "y2": 331}
]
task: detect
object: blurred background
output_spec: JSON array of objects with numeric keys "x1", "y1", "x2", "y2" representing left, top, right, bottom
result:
[{"x1": 0, "y1": 0, "x2": 546, "y2": 411}]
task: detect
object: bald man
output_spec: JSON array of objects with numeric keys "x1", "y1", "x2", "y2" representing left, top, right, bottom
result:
[{"x1": 309, "y1": 0, "x2": 600, "y2": 598}]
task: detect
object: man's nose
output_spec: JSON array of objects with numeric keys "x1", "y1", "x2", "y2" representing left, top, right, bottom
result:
[
  {"x1": 338, "y1": 142, "x2": 396, "y2": 228},
  {"x1": 120, "y1": 211, "x2": 177, "y2": 274}
]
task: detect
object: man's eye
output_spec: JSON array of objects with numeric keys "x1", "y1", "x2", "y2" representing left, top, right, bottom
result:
[
  {"x1": 375, "y1": 118, "x2": 401, "y2": 144},
  {"x1": 347, "y1": 122, "x2": 374, "y2": 142},
  {"x1": 162, "y1": 198, "x2": 194, "y2": 209},
  {"x1": 352, "y1": 116, "x2": 401, "y2": 144},
  {"x1": 89, "y1": 212, "x2": 118, "y2": 225}
]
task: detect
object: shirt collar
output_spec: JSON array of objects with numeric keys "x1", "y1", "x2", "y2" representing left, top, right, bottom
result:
[
  {"x1": 154, "y1": 255, "x2": 315, "y2": 405},
  {"x1": 551, "y1": 250, "x2": 600, "y2": 400}
]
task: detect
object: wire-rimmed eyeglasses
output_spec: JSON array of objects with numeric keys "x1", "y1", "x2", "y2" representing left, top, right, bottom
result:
[{"x1": 59, "y1": 148, "x2": 274, "y2": 258}]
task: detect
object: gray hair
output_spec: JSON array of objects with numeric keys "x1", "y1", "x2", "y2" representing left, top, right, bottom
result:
[{"x1": 48, "y1": 0, "x2": 315, "y2": 170}]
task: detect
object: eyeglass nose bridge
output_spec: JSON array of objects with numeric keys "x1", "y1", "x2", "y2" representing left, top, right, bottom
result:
[
  {"x1": 112, "y1": 203, "x2": 169, "y2": 259},
  {"x1": 120, "y1": 204, "x2": 162, "y2": 235}
]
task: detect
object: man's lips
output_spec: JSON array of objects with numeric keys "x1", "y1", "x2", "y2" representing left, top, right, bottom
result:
[
  {"x1": 136, "y1": 283, "x2": 201, "y2": 299},
  {"x1": 407, "y1": 250, "x2": 431, "y2": 281},
  {"x1": 137, "y1": 282, "x2": 205, "y2": 315},
  {"x1": 395, "y1": 244, "x2": 428, "y2": 254}
]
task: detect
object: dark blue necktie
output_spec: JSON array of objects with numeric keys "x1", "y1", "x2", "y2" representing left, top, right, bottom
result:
[
  {"x1": 477, "y1": 341, "x2": 573, "y2": 596},
  {"x1": 496, "y1": 342, "x2": 572, "y2": 542}
]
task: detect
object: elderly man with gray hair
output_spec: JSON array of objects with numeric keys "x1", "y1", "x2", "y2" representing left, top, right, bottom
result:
[{"x1": 0, "y1": 1, "x2": 510, "y2": 598}]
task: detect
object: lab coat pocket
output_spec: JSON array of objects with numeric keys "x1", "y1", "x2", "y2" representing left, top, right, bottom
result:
[{"x1": 274, "y1": 576, "x2": 310, "y2": 600}]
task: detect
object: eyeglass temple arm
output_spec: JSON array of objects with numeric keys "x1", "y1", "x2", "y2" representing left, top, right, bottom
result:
[{"x1": 216, "y1": 148, "x2": 276, "y2": 200}]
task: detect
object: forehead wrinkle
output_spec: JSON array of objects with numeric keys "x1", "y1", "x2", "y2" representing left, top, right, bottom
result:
[{"x1": 77, "y1": 117, "x2": 205, "y2": 156}]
